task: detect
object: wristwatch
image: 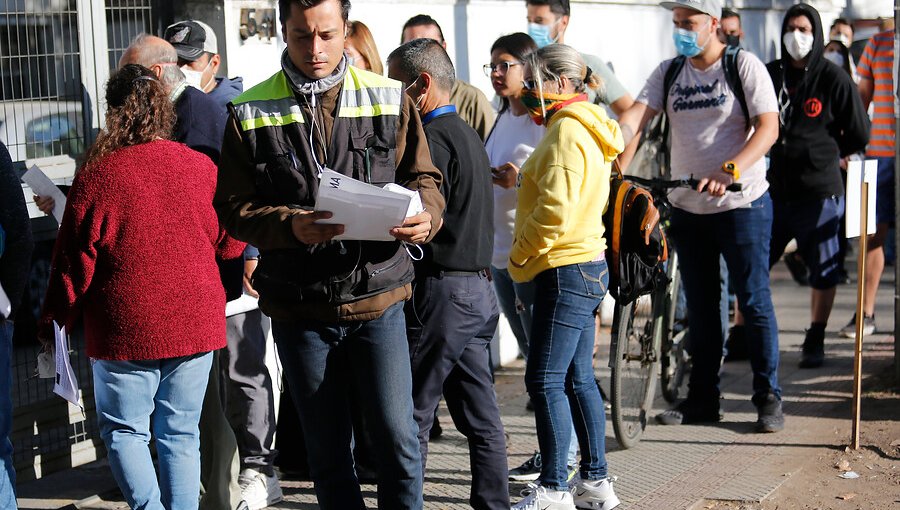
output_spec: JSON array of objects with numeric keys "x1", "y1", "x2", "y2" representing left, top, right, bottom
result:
[{"x1": 722, "y1": 161, "x2": 740, "y2": 181}]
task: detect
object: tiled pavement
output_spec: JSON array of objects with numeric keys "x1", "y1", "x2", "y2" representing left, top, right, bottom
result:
[{"x1": 17, "y1": 264, "x2": 897, "y2": 509}]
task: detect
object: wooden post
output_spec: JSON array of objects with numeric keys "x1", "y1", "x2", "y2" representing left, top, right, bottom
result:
[{"x1": 851, "y1": 181, "x2": 869, "y2": 450}]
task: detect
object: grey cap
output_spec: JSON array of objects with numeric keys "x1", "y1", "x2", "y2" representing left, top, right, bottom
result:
[{"x1": 660, "y1": 0, "x2": 722, "y2": 19}]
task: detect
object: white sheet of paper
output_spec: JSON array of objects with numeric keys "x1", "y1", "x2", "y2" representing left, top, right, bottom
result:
[
  {"x1": 315, "y1": 170, "x2": 412, "y2": 241},
  {"x1": 0, "y1": 283, "x2": 9, "y2": 319},
  {"x1": 225, "y1": 293, "x2": 260, "y2": 317},
  {"x1": 22, "y1": 165, "x2": 67, "y2": 223},
  {"x1": 382, "y1": 183, "x2": 424, "y2": 218},
  {"x1": 846, "y1": 160, "x2": 877, "y2": 238},
  {"x1": 52, "y1": 322, "x2": 81, "y2": 409}
]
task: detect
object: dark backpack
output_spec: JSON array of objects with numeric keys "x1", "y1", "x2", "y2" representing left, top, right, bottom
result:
[{"x1": 603, "y1": 163, "x2": 668, "y2": 305}]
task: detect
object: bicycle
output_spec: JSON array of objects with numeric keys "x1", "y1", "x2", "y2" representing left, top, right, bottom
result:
[{"x1": 608, "y1": 176, "x2": 741, "y2": 449}]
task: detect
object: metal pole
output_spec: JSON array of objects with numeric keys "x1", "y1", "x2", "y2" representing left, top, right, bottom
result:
[{"x1": 852, "y1": 181, "x2": 869, "y2": 450}]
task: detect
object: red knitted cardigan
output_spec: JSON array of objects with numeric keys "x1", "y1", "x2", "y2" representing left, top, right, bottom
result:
[{"x1": 42, "y1": 140, "x2": 244, "y2": 360}]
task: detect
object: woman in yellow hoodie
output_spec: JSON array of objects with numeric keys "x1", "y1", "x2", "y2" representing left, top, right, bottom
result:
[{"x1": 509, "y1": 44, "x2": 624, "y2": 510}]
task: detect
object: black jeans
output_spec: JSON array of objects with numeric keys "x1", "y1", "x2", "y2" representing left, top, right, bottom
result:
[{"x1": 406, "y1": 272, "x2": 509, "y2": 509}]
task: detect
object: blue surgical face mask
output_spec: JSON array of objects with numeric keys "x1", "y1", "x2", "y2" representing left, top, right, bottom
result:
[
  {"x1": 672, "y1": 19, "x2": 710, "y2": 58},
  {"x1": 528, "y1": 21, "x2": 559, "y2": 49}
]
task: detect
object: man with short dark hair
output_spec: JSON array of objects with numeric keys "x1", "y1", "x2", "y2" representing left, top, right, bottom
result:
[
  {"x1": 216, "y1": 0, "x2": 445, "y2": 508},
  {"x1": 524, "y1": 0, "x2": 634, "y2": 115},
  {"x1": 400, "y1": 14, "x2": 495, "y2": 141},
  {"x1": 830, "y1": 18, "x2": 854, "y2": 49},
  {"x1": 387, "y1": 38, "x2": 508, "y2": 510},
  {"x1": 165, "y1": 20, "x2": 245, "y2": 107},
  {"x1": 837, "y1": 24, "x2": 896, "y2": 339},
  {"x1": 766, "y1": 4, "x2": 869, "y2": 368},
  {"x1": 618, "y1": 0, "x2": 783, "y2": 433},
  {"x1": 720, "y1": 8, "x2": 743, "y2": 46}
]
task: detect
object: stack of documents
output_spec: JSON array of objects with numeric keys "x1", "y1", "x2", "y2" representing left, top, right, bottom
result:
[
  {"x1": 52, "y1": 322, "x2": 81, "y2": 409},
  {"x1": 315, "y1": 170, "x2": 423, "y2": 241}
]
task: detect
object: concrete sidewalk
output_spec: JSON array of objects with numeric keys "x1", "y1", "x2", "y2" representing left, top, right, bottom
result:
[{"x1": 16, "y1": 264, "x2": 897, "y2": 509}]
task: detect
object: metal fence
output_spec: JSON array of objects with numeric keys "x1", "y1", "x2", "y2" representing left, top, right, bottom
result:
[{"x1": 5, "y1": 0, "x2": 156, "y2": 482}]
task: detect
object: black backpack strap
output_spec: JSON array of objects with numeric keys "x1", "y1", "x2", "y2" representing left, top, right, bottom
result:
[
  {"x1": 662, "y1": 56, "x2": 686, "y2": 114},
  {"x1": 722, "y1": 45, "x2": 749, "y2": 130}
]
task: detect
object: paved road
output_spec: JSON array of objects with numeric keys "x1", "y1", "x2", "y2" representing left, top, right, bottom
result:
[{"x1": 16, "y1": 263, "x2": 897, "y2": 509}]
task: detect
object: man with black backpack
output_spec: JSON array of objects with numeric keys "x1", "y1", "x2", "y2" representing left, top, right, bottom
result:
[
  {"x1": 617, "y1": 0, "x2": 783, "y2": 433},
  {"x1": 766, "y1": 4, "x2": 869, "y2": 369}
]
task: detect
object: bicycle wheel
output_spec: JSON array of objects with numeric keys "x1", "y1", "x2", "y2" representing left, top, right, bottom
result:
[{"x1": 610, "y1": 292, "x2": 662, "y2": 449}]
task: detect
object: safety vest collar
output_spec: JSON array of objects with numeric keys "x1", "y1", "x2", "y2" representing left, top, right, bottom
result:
[{"x1": 232, "y1": 66, "x2": 403, "y2": 131}]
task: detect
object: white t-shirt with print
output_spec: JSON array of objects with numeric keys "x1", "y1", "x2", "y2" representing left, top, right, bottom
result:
[
  {"x1": 485, "y1": 109, "x2": 545, "y2": 268},
  {"x1": 636, "y1": 50, "x2": 778, "y2": 214}
]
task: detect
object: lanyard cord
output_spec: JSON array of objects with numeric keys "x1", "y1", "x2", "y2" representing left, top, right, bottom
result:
[{"x1": 301, "y1": 92, "x2": 329, "y2": 177}]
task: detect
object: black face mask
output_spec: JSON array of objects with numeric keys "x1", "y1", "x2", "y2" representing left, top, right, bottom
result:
[{"x1": 725, "y1": 34, "x2": 741, "y2": 48}]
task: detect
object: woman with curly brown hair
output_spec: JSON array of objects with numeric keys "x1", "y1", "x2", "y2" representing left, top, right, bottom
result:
[{"x1": 40, "y1": 63, "x2": 243, "y2": 510}]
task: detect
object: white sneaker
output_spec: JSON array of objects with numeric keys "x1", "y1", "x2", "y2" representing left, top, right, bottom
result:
[
  {"x1": 572, "y1": 478, "x2": 620, "y2": 510},
  {"x1": 238, "y1": 468, "x2": 284, "y2": 510},
  {"x1": 512, "y1": 483, "x2": 576, "y2": 510}
]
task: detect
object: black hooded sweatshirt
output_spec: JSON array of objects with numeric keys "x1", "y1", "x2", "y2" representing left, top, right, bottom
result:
[{"x1": 765, "y1": 3, "x2": 869, "y2": 201}]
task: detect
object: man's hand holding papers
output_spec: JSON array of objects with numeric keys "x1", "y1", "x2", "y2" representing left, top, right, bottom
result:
[{"x1": 313, "y1": 170, "x2": 429, "y2": 242}]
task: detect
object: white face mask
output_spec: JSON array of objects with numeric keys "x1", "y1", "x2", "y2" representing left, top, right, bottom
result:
[
  {"x1": 831, "y1": 32, "x2": 851, "y2": 48},
  {"x1": 824, "y1": 51, "x2": 845, "y2": 67},
  {"x1": 181, "y1": 67, "x2": 203, "y2": 89},
  {"x1": 181, "y1": 58, "x2": 213, "y2": 90},
  {"x1": 783, "y1": 30, "x2": 814, "y2": 61}
]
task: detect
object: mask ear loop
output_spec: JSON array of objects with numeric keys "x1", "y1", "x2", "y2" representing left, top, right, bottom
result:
[{"x1": 403, "y1": 241, "x2": 424, "y2": 261}]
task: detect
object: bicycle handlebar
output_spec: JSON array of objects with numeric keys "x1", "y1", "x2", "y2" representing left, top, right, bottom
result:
[{"x1": 623, "y1": 175, "x2": 743, "y2": 193}]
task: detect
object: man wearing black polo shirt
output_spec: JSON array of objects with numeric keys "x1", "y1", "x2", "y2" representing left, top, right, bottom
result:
[{"x1": 387, "y1": 38, "x2": 508, "y2": 510}]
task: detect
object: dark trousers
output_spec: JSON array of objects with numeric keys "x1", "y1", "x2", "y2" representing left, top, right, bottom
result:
[
  {"x1": 669, "y1": 194, "x2": 781, "y2": 406},
  {"x1": 406, "y1": 272, "x2": 509, "y2": 510},
  {"x1": 273, "y1": 302, "x2": 423, "y2": 510}
]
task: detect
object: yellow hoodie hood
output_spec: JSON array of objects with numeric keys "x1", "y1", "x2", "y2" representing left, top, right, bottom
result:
[
  {"x1": 508, "y1": 100, "x2": 625, "y2": 283},
  {"x1": 547, "y1": 100, "x2": 625, "y2": 163}
]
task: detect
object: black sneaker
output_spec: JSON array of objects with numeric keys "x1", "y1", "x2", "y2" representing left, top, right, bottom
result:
[
  {"x1": 753, "y1": 392, "x2": 784, "y2": 433},
  {"x1": 783, "y1": 252, "x2": 809, "y2": 286},
  {"x1": 723, "y1": 325, "x2": 749, "y2": 362},
  {"x1": 509, "y1": 451, "x2": 542, "y2": 481},
  {"x1": 798, "y1": 328, "x2": 825, "y2": 368},
  {"x1": 656, "y1": 400, "x2": 722, "y2": 426}
]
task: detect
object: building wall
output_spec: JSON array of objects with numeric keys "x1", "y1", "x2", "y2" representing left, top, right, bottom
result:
[{"x1": 339, "y1": 0, "x2": 847, "y2": 102}]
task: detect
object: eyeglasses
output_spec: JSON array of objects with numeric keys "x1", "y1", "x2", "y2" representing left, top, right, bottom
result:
[
  {"x1": 521, "y1": 79, "x2": 537, "y2": 91},
  {"x1": 483, "y1": 61, "x2": 523, "y2": 77}
]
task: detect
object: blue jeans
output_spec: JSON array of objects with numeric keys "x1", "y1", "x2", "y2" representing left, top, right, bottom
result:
[
  {"x1": 93, "y1": 352, "x2": 213, "y2": 510},
  {"x1": 493, "y1": 266, "x2": 579, "y2": 466},
  {"x1": 525, "y1": 261, "x2": 609, "y2": 491},
  {"x1": 0, "y1": 321, "x2": 16, "y2": 510},
  {"x1": 272, "y1": 301, "x2": 422, "y2": 510},
  {"x1": 490, "y1": 265, "x2": 535, "y2": 359},
  {"x1": 670, "y1": 193, "x2": 781, "y2": 406}
]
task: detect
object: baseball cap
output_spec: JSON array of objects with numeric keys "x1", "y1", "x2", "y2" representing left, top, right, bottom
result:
[
  {"x1": 659, "y1": 0, "x2": 722, "y2": 19},
  {"x1": 164, "y1": 20, "x2": 218, "y2": 61}
]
